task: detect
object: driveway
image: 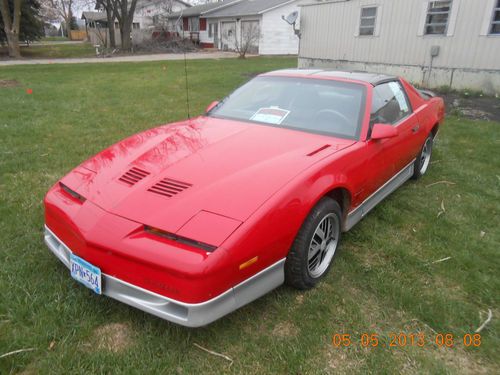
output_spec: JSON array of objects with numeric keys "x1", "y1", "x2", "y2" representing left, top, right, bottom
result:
[{"x1": 0, "y1": 51, "x2": 241, "y2": 66}]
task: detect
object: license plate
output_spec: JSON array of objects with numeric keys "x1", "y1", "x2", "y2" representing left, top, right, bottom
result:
[{"x1": 70, "y1": 253, "x2": 102, "y2": 295}]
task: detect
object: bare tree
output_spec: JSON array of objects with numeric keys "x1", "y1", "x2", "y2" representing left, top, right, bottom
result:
[
  {"x1": 0, "y1": 0, "x2": 22, "y2": 57},
  {"x1": 94, "y1": 0, "x2": 137, "y2": 50},
  {"x1": 110, "y1": 0, "x2": 138, "y2": 51},
  {"x1": 47, "y1": 0, "x2": 74, "y2": 37},
  {"x1": 161, "y1": 0, "x2": 174, "y2": 14},
  {"x1": 39, "y1": 0, "x2": 59, "y2": 24},
  {"x1": 148, "y1": 0, "x2": 178, "y2": 29},
  {"x1": 96, "y1": 0, "x2": 116, "y2": 47},
  {"x1": 234, "y1": 21, "x2": 259, "y2": 59}
]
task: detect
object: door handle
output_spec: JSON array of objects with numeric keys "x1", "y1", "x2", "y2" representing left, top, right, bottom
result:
[{"x1": 412, "y1": 124, "x2": 420, "y2": 133}]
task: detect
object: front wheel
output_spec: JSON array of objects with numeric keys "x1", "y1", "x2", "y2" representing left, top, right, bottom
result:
[
  {"x1": 285, "y1": 198, "x2": 342, "y2": 290},
  {"x1": 412, "y1": 135, "x2": 433, "y2": 180}
]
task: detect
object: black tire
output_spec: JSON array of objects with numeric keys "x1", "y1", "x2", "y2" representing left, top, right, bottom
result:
[
  {"x1": 412, "y1": 134, "x2": 433, "y2": 180},
  {"x1": 285, "y1": 197, "x2": 342, "y2": 290}
]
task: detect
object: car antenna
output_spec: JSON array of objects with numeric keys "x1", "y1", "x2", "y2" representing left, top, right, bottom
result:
[{"x1": 180, "y1": 9, "x2": 191, "y2": 119}]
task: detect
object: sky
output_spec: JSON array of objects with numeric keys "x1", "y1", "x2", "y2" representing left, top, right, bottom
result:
[{"x1": 74, "y1": 0, "x2": 212, "y2": 18}]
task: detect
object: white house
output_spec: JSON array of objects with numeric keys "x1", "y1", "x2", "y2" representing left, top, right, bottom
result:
[
  {"x1": 169, "y1": 0, "x2": 314, "y2": 54},
  {"x1": 203, "y1": 0, "x2": 310, "y2": 55},
  {"x1": 166, "y1": 0, "x2": 240, "y2": 46},
  {"x1": 83, "y1": 0, "x2": 191, "y2": 46},
  {"x1": 298, "y1": 0, "x2": 500, "y2": 94},
  {"x1": 135, "y1": 0, "x2": 191, "y2": 29}
]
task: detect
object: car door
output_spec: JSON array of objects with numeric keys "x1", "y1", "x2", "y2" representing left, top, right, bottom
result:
[{"x1": 362, "y1": 81, "x2": 421, "y2": 196}]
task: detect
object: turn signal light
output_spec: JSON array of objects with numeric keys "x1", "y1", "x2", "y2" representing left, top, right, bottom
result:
[
  {"x1": 59, "y1": 183, "x2": 86, "y2": 203},
  {"x1": 239, "y1": 256, "x2": 259, "y2": 270}
]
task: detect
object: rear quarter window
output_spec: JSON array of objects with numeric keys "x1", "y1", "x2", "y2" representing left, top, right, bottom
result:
[{"x1": 370, "y1": 81, "x2": 412, "y2": 126}]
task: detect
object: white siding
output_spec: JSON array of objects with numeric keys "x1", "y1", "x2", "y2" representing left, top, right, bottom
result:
[
  {"x1": 298, "y1": 0, "x2": 500, "y2": 93},
  {"x1": 199, "y1": 20, "x2": 221, "y2": 46},
  {"x1": 199, "y1": 29, "x2": 212, "y2": 45},
  {"x1": 135, "y1": 1, "x2": 189, "y2": 29},
  {"x1": 204, "y1": 1, "x2": 309, "y2": 55},
  {"x1": 205, "y1": 16, "x2": 262, "y2": 50},
  {"x1": 260, "y1": 1, "x2": 306, "y2": 55}
]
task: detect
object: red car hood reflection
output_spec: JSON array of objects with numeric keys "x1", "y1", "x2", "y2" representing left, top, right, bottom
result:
[{"x1": 65, "y1": 117, "x2": 355, "y2": 233}]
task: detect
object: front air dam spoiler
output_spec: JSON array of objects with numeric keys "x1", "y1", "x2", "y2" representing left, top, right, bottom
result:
[{"x1": 44, "y1": 225, "x2": 285, "y2": 327}]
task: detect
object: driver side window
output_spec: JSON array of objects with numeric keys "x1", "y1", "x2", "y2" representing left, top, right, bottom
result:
[{"x1": 370, "y1": 81, "x2": 411, "y2": 126}]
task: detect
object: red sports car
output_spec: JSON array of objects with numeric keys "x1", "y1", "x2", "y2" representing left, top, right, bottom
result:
[{"x1": 44, "y1": 70, "x2": 445, "y2": 327}]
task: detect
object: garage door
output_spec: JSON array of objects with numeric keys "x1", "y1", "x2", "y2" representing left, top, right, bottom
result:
[
  {"x1": 241, "y1": 20, "x2": 260, "y2": 54},
  {"x1": 220, "y1": 22, "x2": 236, "y2": 51}
]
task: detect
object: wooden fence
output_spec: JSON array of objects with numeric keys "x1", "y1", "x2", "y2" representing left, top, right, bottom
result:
[{"x1": 70, "y1": 30, "x2": 87, "y2": 41}]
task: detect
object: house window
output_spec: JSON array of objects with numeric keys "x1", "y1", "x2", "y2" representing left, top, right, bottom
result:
[
  {"x1": 491, "y1": 0, "x2": 500, "y2": 34},
  {"x1": 189, "y1": 17, "x2": 199, "y2": 32},
  {"x1": 359, "y1": 6, "x2": 378, "y2": 36},
  {"x1": 208, "y1": 23, "x2": 213, "y2": 38},
  {"x1": 114, "y1": 22, "x2": 119, "y2": 29},
  {"x1": 425, "y1": 0, "x2": 452, "y2": 35},
  {"x1": 132, "y1": 22, "x2": 140, "y2": 29}
]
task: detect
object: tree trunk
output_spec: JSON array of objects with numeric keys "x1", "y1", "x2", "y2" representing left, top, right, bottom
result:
[
  {"x1": 105, "y1": 0, "x2": 116, "y2": 48},
  {"x1": 0, "y1": 0, "x2": 22, "y2": 58},
  {"x1": 64, "y1": 14, "x2": 72, "y2": 38},
  {"x1": 109, "y1": 21, "x2": 116, "y2": 49},
  {"x1": 120, "y1": 23, "x2": 131, "y2": 50},
  {"x1": 5, "y1": 30, "x2": 21, "y2": 58}
]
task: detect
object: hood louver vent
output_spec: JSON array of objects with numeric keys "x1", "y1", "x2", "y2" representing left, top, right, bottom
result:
[
  {"x1": 119, "y1": 167, "x2": 150, "y2": 186},
  {"x1": 148, "y1": 178, "x2": 192, "y2": 198}
]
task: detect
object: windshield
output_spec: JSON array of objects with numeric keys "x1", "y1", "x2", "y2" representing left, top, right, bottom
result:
[{"x1": 208, "y1": 76, "x2": 366, "y2": 140}]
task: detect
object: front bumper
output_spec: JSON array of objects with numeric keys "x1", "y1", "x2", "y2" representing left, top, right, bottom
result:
[{"x1": 44, "y1": 225, "x2": 284, "y2": 327}]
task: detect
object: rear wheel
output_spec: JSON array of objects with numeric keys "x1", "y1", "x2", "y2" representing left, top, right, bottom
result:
[
  {"x1": 285, "y1": 198, "x2": 342, "y2": 290},
  {"x1": 412, "y1": 135, "x2": 433, "y2": 180}
]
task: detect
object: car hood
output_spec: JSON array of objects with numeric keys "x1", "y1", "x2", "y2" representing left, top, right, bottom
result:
[{"x1": 63, "y1": 116, "x2": 354, "y2": 235}]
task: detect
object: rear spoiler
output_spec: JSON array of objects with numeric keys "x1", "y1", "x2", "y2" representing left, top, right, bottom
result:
[{"x1": 418, "y1": 89, "x2": 437, "y2": 99}]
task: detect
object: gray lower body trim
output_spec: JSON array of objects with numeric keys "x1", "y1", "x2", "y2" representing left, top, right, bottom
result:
[
  {"x1": 44, "y1": 225, "x2": 285, "y2": 327},
  {"x1": 345, "y1": 160, "x2": 415, "y2": 231}
]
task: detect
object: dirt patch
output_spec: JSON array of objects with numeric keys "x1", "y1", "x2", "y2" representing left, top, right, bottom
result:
[
  {"x1": 393, "y1": 316, "x2": 491, "y2": 374},
  {"x1": 434, "y1": 346, "x2": 490, "y2": 374},
  {"x1": 295, "y1": 294, "x2": 305, "y2": 305},
  {"x1": 0, "y1": 79, "x2": 20, "y2": 88},
  {"x1": 16, "y1": 369, "x2": 37, "y2": 375},
  {"x1": 440, "y1": 92, "x2": 500, "y2": 122},
  {"x1": 90, "y1": 323, "x2": 134, "y2": 353},
  {"x1": 324, "y1": 345, "x2": 366, "y2": 373},
  {"x1": 271, "y1": 321, "x2": 299, "y2": 338}
]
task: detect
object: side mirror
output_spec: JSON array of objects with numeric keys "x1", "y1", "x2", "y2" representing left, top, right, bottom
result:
[
  {"x1": 205, "y1": 101, "x2": 219, "y2": 113},
  {"x1": 371, "y1": 123, "x2": 398, "y2": 140}
]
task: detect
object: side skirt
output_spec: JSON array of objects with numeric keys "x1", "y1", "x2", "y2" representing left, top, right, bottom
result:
[{"x1": 344, "y1": 160, "x2": 415, "y2": 231}]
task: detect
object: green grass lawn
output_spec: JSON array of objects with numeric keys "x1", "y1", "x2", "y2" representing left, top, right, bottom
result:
[
  {"x1": 0, "y1": 57, "x2": 498, "y2": 374},
  {"x1": 0, "y1": 42, "x2": 95, "y2": 59}
]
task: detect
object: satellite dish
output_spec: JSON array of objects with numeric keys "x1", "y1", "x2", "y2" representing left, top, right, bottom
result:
[
  {"x1": 281, "y1": 11, "x2": 301, "y2": 38},
  {"x1": 282, "y1": 11, "x2": 299, "y2": 26}
]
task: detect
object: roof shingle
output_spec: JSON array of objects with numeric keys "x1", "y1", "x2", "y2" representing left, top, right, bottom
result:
[
  {"x1": 204, "y1": 0, "x2": 296, "y2": 18},
  {"x1": 168, "y1": 0, "x2": 240, "y2": 18}
]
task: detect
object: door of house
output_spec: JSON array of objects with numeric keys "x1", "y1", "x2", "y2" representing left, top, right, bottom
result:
[
  {"x1": 210, "y1": 23, "x2": 219, "y2": 48},
  {"x1": 241, "y1": 20, "x2": 260, "y2": 54},
  {"x1": 220, "y1": 21, "x2": 236, "y2": 51}
]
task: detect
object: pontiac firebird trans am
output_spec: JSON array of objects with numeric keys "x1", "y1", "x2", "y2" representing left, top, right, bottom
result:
[{"x1": 44, "y1": 69, "x2": 445, "y2": 327}]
